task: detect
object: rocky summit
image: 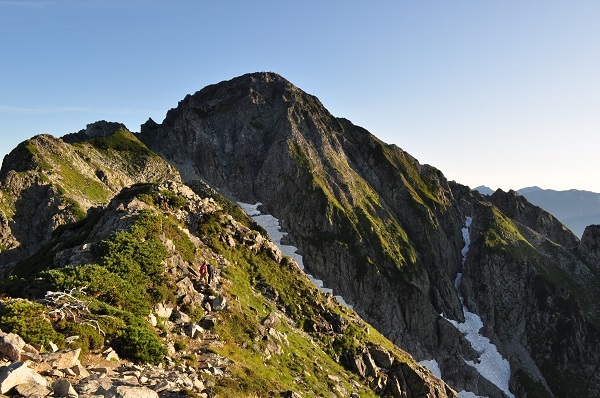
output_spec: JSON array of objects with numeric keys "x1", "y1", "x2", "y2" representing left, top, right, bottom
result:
[{"x1": 0, "y1": 72, "x2": 598, "y2": 397}]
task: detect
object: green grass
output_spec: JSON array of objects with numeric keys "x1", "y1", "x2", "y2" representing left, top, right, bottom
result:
[
  {"x1": 57, "y1": 163, "x2": 111, "y2": 203},
  {"x1": 89, "y1": 129, "x2": 156, "y2": 158},
  {"x1": 481, "y1": 207, "x2": 532, "y2": 250},
  {"x1": 211, "y1": 247, "x2": 377, "y2": 396}
]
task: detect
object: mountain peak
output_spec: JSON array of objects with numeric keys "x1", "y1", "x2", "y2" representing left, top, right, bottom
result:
[
  {"x1": 138, "y1": 71, "x2": 338, "y2": 193},
  {"x1": 517, "y1": 186, "x2": 543, "y2": 194},
  {"x1": 473, "y1": 185, "x2": 494, "y2": 195},
  {"x1": 62, "y1": 120, "x2": 129, "y2": 143}
]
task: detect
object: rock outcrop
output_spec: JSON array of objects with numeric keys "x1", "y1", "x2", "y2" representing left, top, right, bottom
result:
[
  {"x1": 0, "y1": 336, "x2": 206, "y2": 397},
  {"x1": 579, "y1": 224, "x2": 600, "y2": 263},
  {"x1": 62, "y1": 120, "x2": 129, "y2": 143},
  {"x1": 0, "y1": 126, "x2": 179, "y2": 271},
  {"x1": 489, "y1": 188, "x2": 579, "y2": 247}
]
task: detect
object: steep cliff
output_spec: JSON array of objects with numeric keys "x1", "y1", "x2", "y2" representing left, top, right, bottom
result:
[{"x1": 138, "y1": 72, "x2": 600, "y2": 397}]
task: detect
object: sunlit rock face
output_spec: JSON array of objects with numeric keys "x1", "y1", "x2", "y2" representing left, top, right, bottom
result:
[{"x1": 138, "y1": 72, "x2": 600, "y2": 397}]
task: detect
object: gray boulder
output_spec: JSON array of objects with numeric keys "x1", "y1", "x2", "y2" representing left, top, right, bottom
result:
[
  {"x1": 114, "y1": 385, "x2": 159, "y2": 398},
  {"x1": 0, "y1": 333, "x2": 26, "y2": 361},
  {"x1": 52, "y1": 379, "x2": 78, "y2": 397},
  {"x1": 43, "y1": 348, "x2": 81, "y2": 370},
  {"x1": 368, "y1": 347, "x2": 394, "y2": 369}
]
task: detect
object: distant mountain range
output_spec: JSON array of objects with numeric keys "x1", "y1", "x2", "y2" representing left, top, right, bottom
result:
[{"x1": 475, "y1": 185, "x2": 600, "y2": 237}]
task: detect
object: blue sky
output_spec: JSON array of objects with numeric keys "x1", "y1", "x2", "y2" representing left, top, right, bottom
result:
[{"x1": 1, "y1": 1, "x2": 599, "y2": 192}]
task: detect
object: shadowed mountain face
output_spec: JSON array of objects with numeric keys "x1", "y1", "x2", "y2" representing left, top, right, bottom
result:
[{"x1": 138, "y1": 72, "x2": 600, "y2": 397}]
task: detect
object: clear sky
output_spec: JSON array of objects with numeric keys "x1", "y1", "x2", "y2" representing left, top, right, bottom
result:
[{"x1": 1, "y1": 1, "x2": 599, "y2": 192}]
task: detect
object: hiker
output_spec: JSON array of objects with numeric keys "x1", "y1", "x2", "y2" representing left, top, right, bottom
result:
[
  {"x1": 199, "y1": 260, "x2": 208, "y2": 284},
  {"x1": 207, "y1": 262, "x2": 215, "y2": 284},
  {"x1": 157, "y1": 193, "x2": 164, "y2": 207}
]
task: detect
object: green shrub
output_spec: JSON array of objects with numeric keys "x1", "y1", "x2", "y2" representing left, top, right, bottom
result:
[
  {"x1": 113, "y1": 323, "x2": 166, "y2": 365},
  {"x1": 0, "y1": 200, "x2": 179, "y2": 365},
  {"x1": 63, "y1": 196, "x2": 87, "y2": 220},
  {"x1": 160, "y1": 190, "x2": 188, "y2": 210},
  {"x1": 95, "y1": 212, "x2": 173, "y2": 307},
  {"x1": 100, "y1": 229, "x2": 167, "y2": 284},
  {"x1": 0, "y1": 276, "x2": 29, "y2": 297},
  {"x1": 137, "y1": 210, "x2": 196, "y2": 263},
  {"x1": 43, "y1": 264, "x2": 153, "y2": 317},
  {"x1": 0, "y1": 299, "x2": 64, "y2": 346},
  {"x1": 56, "y1": 320, "x2": 104, "y2": 353},
  {"x1": 59, "y1": 296, "x2": 167, "y2": 365},
  {"x1": 138, "y1": 190, "x2": 187, "y2": 211},
  {"x1": 181, "y1": 303, "x2": 204, "y2": 323},
  {"x1": 174, "y1": 340, "x2": 187, "y2": 351},
  {"x1": 335, "y1": 322, "x2": 365, "y2": 355}
]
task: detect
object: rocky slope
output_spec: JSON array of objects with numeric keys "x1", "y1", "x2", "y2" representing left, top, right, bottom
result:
[
  {"x1": 138, "y1": 72, "x2": 600, "y2": 397},
  {"x1": 0, "y1": 122, "x2": 179, "y2": 272},
  {"x1": 0, "y1": 130, "x2": 456, "y2": 397}
]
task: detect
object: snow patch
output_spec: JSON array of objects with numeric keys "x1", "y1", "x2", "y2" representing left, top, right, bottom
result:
[
  {"x1": 447, "y1": 216, "x2": 514, "y2": 398},
  {"x1": 458, "y1": 391, "x2": 488, "y2": 398},
  {"x1": 418, "y1": 359, "x2": 442, "y2": 379},
  {"x1": 238, "y1": 202, "x2": 352, "y2": 308}
]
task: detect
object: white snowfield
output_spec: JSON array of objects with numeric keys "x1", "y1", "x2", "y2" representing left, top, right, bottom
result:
[
  {"x1": 238, "y1": 202, "x2": 352, "y2": 308},
  {"x1": 449, "y1": 216, "x2": 514, "y2": 398}
]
